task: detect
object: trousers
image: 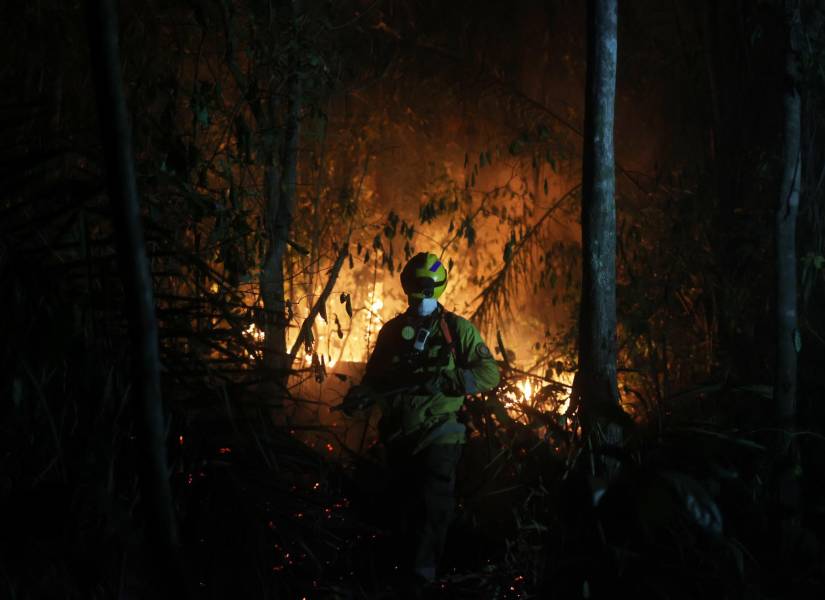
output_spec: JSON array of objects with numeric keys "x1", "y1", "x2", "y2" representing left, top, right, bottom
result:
[{"x1": 387, "y1": 442, "x2": 463, "y2": 577}]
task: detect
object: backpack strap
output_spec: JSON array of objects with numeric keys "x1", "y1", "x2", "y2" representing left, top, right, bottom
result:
[
  {"x1": 439, "y1": 310, "x2": 478, "y2": 396},
  {"x1": 438, "y1": 315, "x2": 455, "y2": 355},
  {"x1": 439, "y1": 310, "x2": 463, "y2": 366}
]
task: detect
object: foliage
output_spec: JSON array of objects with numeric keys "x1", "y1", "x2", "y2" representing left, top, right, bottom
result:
[{"x1": 4, "y1": 0, "x2": 825, "y2": 598}]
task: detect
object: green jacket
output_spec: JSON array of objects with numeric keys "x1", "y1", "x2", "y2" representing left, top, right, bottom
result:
[{"x1": 362, "y1": 304, "x2": 500, "y2": 451}]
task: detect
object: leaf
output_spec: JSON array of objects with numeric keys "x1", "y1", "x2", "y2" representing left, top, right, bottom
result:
[
  {"x1": 345, "y1": 294, "x2": 353, "y2": 318},
  {"x1": 287, "y1": 239, "x2": 310, "y2": 255},
  {"x1": 658, "y1": 471, "x2": 723, "y2": 536},
  {"x1": 334, "y1": 314, "x2": 344, "y2": 339},
  {"x1": 520, "y1": 404, "x2": 567, "y2": 434},
  {"x1": 546, "y1": 148, "x2": 556, "y2": 171},
  {"x1": 503, "y1": 241, "x2": 513, "y2": 263},
  {"x1": 463, "y1": 221, "x2": 476, "y2": 246},
  {"x1": 313, "y1": 353, "x2": 326, "y2": 383},
  {"x1": 508, "y1": 139, "x2": 524, "y2": 155},
  {"x1": 537, "y1": 124, "x2": 550, "y2": 141},
  {"x1": 488, "y1": 398, "x2": 514, "y2": 426},
  {"x1": 196, "y1": 106, "x2": 209, "y2": 126},
  {"x1": 732, "y1": 384, "x2": 773, "y2": 400}
]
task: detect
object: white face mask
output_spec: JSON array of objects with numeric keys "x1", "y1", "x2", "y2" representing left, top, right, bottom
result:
[{"x1": 415, "y1": 297, "x2": 438, "y2": 316}]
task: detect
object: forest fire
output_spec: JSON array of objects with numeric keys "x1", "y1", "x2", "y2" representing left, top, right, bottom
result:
[
  {"x1": 242, "y1": 288, "x2": 397, "y2": 369},
  {"x1": 502, "y1": 373, "x2": 574, "y2": 422},
  {"x1": 7, "y1": 0, "x2": 823, "y2": 598},
  {"x1": 241, "y1": 280, "x2": 579, "y2": 436},
  {"x1": 244, "y1": 323, "x2": 265, "y2": 343}
]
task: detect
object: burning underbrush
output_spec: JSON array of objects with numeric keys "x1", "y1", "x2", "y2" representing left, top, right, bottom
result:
[{"x1": 281, "y1": 353, "x2": 579, "y2": 463}]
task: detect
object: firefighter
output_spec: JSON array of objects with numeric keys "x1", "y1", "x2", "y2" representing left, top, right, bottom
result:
[{"x1": 342, "y1": 252, "x2": 500, "y2": 584}]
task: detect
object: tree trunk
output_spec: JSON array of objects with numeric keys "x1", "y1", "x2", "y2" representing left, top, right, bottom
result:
[
  {"x1": 86, "y1": 0, "x2": 184, "y2": 596},
  {"x1": 578, "y1": 0, "x2": 622, "y2": 467},
  {"x1": 260, "y1": 150, "x2": 286, "y2": 375},
  {"x1": 261, "y1": 0, "x2": 302, "y2": 387},
  {"x1": 775, "y1": 1, "x2": 801, "y2": 428}
]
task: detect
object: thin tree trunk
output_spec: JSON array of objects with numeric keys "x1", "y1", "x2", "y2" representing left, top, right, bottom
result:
[
  {"x1": 577, "y1": 0, "x2": 622, "y2": 468},
  {"x1": 261, "y1": 0, "x2": 302, "y2": 386},
  {"x1": 775, "y1": 1, "x2": 801, "y2": 427},
  {"x1": 261, "y1": 149, "x2": 286, "y2": 373},
  {"x1": 86, "y1": 0, "x2": 184, "y2": 596}
]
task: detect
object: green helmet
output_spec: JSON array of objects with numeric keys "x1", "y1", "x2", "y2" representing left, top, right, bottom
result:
[{"x1": 400, "y1": 252, "x2": 448, "y2": 300}]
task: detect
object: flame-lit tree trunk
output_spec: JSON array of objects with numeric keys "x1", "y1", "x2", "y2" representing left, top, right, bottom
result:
[
  {"x1": 219, "y1": 0, "x2": 303, "y2": 386},
  {"x1": 775, "y1": 1, "x2": 802, "y2": 428},
  {"x1": 261, "y1": 74, "x2": 301, "y2": 380},
  {"x1": 259, "y1": 1, "x2": 302, "y2": 386},
  {"x1": 86, "y1": 0, "x2": 184, "y2": 595},
  {"x1": 577, "y1": 0, "x2": 622, "y2": 467}
]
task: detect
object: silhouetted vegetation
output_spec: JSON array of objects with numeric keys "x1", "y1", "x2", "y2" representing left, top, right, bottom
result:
[{"x1": 2, "y1": 0, "x2": 825, "y2": 598}]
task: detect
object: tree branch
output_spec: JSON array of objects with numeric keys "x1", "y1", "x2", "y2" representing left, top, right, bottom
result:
[{"x1": 288, "y1": 244, "x2": 349, "y2": 362}]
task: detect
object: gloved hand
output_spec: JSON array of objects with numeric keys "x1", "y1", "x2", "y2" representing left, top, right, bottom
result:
[{"x1": 339, "y1": 384, "x2": 373, "y2": 416}]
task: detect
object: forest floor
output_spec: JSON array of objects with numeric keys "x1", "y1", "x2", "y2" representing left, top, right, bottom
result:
[
  {"x1": 4, "y1": 359, "x2": 825, "y2": 599},
  {"x1": 158, "y1": 386, "x2": 825, "y2": 600}
]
